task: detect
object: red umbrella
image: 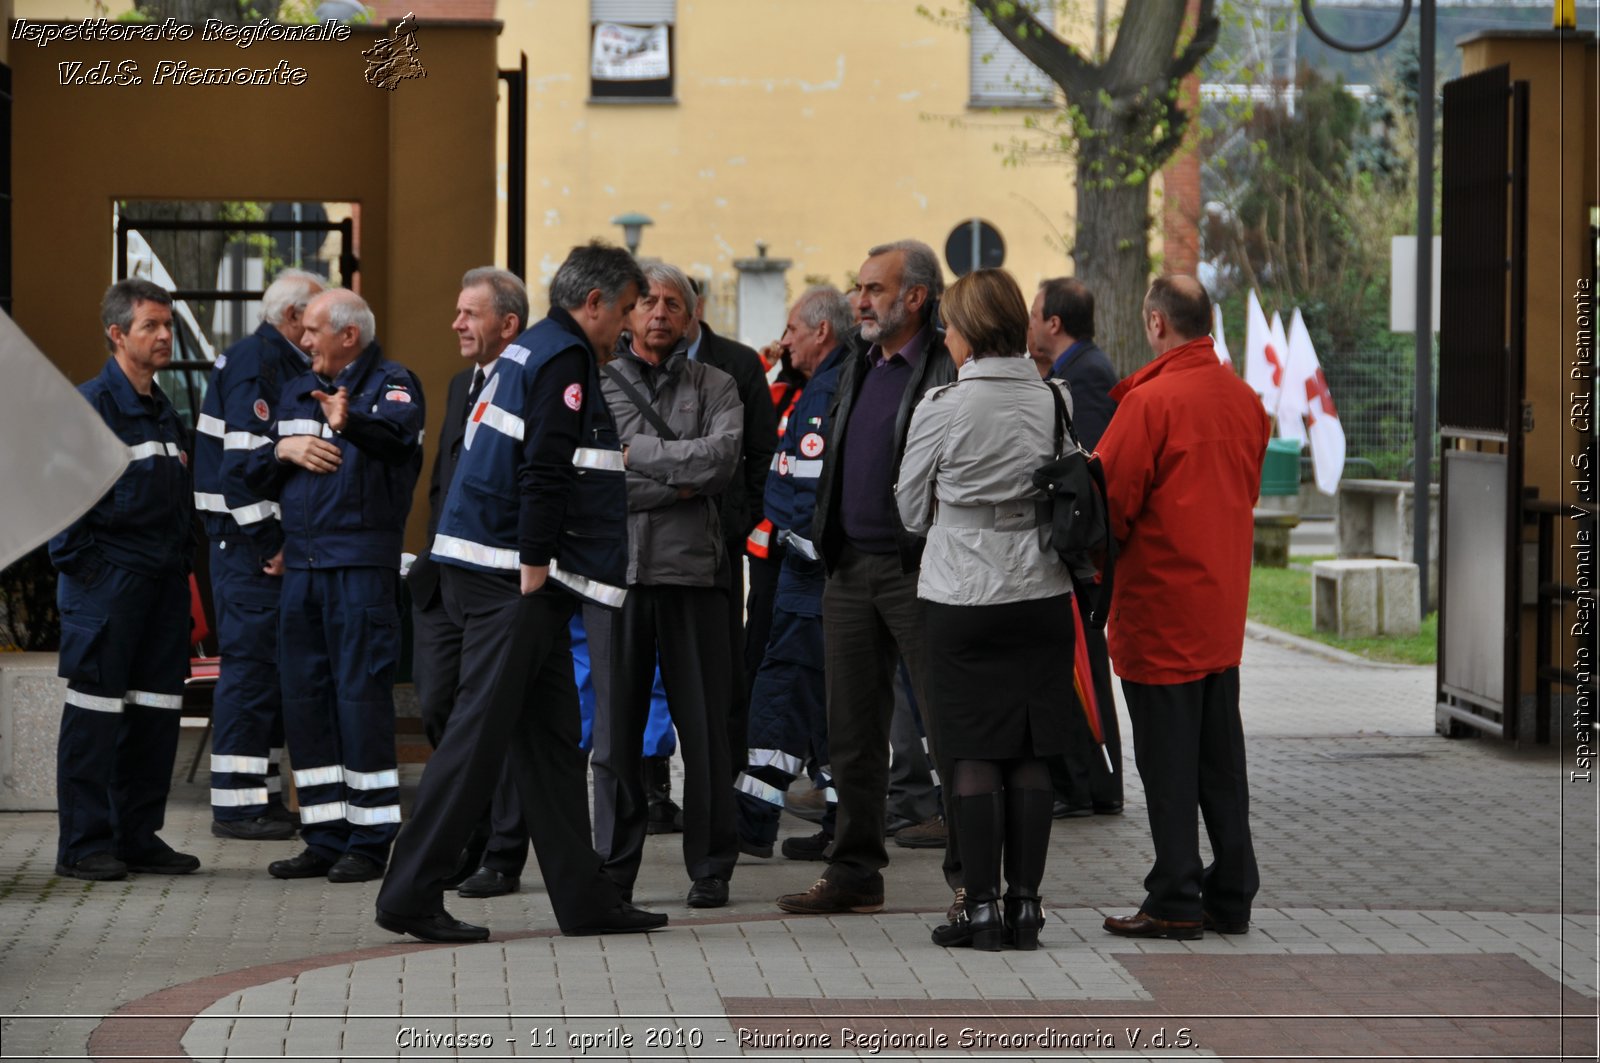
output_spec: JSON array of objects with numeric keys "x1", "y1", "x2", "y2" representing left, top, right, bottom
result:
[{"x1": 1070, "y1": 594, "x2": 1114, "y2": 775}]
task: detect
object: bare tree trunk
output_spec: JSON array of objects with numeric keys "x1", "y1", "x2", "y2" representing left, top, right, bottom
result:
[{"x1": 1073, "y1": 128, "x2": 1153, "y2": 377}]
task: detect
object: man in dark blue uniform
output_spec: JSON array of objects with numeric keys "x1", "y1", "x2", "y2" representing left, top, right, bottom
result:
[
  {"x1": 1026, "y1": 277, "x2": 1123, "y2": 818},
  {"x1": 51, "y1": 278, "x2": 198, "y2": 881},
  {"x1": 733, "y1": 286, "x2": 852, "y2": 860},
  {"x1": 194, "y1": 268, "x2": 323, "y2": 841},
  {"x1": 377, "y1": 240, "x2": 669, "y2": 943},
  {"x1": 245, "y1": 289, "x2": 424, "y2": 884}
]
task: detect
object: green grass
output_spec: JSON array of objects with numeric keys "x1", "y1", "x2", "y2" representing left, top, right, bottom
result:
[{"x1": 1249, "y1": 559, "x2": 1438, "y2": 666}]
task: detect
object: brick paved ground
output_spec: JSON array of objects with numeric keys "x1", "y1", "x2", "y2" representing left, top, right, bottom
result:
[{"x1": 2, "y1": 633, "x2": 1596, "y2": 1061}]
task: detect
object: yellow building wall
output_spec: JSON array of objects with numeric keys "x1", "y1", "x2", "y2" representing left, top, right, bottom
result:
[{"x1": 500, "y1": 0, "x2": 1099, "y2": 334}]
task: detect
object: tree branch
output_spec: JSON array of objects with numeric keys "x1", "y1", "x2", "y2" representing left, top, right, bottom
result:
[
  {"x1": 971, "y1": 0, "x2": 1096, "y2": 101},
  {"x1": 1168, "y1": 0, "x2": 1220, "y2": 82}
]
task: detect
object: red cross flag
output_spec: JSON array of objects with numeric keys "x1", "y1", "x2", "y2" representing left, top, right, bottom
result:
[
  {"x1": 1212, "y1": 302, "x2": 1233, "y2": 367},
  {"x1": 1284, "y1": 309, "x2": 1346, "y2": 496},
  {"x1": 1243, "y1": 289, "x2": 1281, "y2": 415},
  {"x1": 1270, "y1": 309, "x2": 1305, "y2": 445},
  {"x1": 0, "y1": 310, "x2": 130, "y2": 571}
]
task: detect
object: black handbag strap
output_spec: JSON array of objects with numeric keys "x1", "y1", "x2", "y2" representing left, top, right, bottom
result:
[
  {"x1": 1045, "y1": 379, "x2": 1084, "y2": 458},
  {"x1": 1044, "y1": 380, "x2": 1116, "y2": 628},
  {"x1": 603, "y1": 362, "x2": 679, "y2": 442}
]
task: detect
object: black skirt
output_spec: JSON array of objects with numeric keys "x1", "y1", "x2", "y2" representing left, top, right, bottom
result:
[{"x1": 923, "y1": 593, "x2": 1077, "y2": 760}]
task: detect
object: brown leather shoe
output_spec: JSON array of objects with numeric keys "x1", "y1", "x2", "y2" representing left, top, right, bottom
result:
[
  {"x1": 776, "y1": 877, "x2": 884, "y2": 915},
  {"x1": 1103, "y1": 910, "x2": 1202, "y2": 940},
  {"x1": 1203, "y1": 910, "x2": 1250, "y2": 935},
  {"x1": 893, "y1": 814, "x2": 947, "y2": 849}
]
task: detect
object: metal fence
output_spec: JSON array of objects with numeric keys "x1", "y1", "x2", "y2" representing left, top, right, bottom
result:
[{"x1": 1319, "y1": 345, "x2": 1427, "y2": 481}]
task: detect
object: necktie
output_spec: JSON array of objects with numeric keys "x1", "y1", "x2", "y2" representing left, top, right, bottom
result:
[{"x1": 462, "y1": 366, "x2": 485, "y2": 425}]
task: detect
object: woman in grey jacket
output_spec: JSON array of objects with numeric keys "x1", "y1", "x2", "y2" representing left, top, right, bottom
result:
[{"x1": 895, "y1": 268, "x2": 1077, "y2": 951}]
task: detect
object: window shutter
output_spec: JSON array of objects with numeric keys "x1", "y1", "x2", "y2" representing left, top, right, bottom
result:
[
  {"x1": 970, "y1": 5, "x2": 1054, "y2": 104},
  {"x1": 591, "y1": 0, "x2": 676, "y2": 24}
]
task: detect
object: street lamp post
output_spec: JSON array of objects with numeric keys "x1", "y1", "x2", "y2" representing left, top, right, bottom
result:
[
  {"x1": 610, "y1": 212, "x2": 654, "y2": 257},
  {"x1": 1302, "y1": 0, "x2": 1435, "y2": 616}
]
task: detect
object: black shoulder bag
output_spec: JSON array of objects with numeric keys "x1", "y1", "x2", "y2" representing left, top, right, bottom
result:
[
  {"x1": 602, "y1": 363, "x2": 679, "y2": 442},
  {"x1": 1030, "y1": 382, "x2": 1116, "y2": 628}
]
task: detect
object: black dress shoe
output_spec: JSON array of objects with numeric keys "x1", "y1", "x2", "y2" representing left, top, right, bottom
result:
[
  {"x1": 263, "y1": 803, "x2": 300, "y2": 826},
  {"x1": 567, "y1": 901, "x2": 669, "y2": 936},
  {"x1": 269, "y1": 848, "x2": 335, "y2": 880},
  {"x1": 1052, "y1": 799, "x2": 1093, "y2": 819},
  {"x1": 738, "y1": 837, "x2": 773, "y2": 859},
  {"x1": 780, "y1": 830, "x2": 832, "y2": 861},
  {"x1": 1203, "y1": 910, "x2": 1250, "y2": 934},
  {"x1": 212, "y1": 816, "x2": 296, "y2": 841},
  {"x1": 121, "y1": 845, "x2": 201, "y2": 875},
  {"x1": 376, "y1": 908, "x2": 490, "y2": 943},
  {"x1": 931, "y1": 899, "x2": 1004, "y2": 951},
  {"x1": 1103, "y1": 910, "x2": 1203, "y2": 940},
  {"x1": 327, "y1": 853, "x2": 385, "y2": 883},
  {"x1": 457, "y1": 866, "x2": 520, "y2": 898},
  {"x1": 55, "y1": 852, "x2": 128, "y2": 881},
  {"x1": 1093, "y1": 801, "x2": 1124, "y2": 815},
  {"x1": 686, "y1": 877, "x2": 728, "y2": 908}
]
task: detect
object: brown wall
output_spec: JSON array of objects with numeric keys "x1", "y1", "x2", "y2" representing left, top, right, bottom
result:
[
  {"x1": 10, "y1": 19, "x2": 500, "y2": 551},
  {"x1": 1459, "y1": 33, "x2": 1596, "y2": 702}
]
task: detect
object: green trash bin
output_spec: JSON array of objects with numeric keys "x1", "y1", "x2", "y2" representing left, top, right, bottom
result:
[{"x1": 1261, "y1": 438, "x2": 1301, "y2": 497}]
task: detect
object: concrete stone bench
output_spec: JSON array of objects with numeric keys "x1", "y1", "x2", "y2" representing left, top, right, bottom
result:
[
  {"x1": 1254, "y1": 509, "x2": 1301, "y2": 568},
  {"x1": 0, "y1": 652, "x2": 65, "y2": 811},
  {"x1": 1312, "y1": 559, "x2": 1421, "y2": 639}
]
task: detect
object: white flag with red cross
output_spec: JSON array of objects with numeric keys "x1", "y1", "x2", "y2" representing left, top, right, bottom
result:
[
  {"x1": 1212, "y1": 303, "x2": 1233, "y2": 367},
  {"x1": 1243, "y1": 289, "x2": 1283, "y2": 414},
  {"x1": 1277, "y1": 308, "x2": 1346, "y2": 495}
]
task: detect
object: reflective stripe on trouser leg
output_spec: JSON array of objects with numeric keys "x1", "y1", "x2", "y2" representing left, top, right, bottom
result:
[
  {"x1": 331, "y1": 566, "x2": 404, "y2": 864},
  {"x1": 278, "y1": 567, "x2": 348, "y2": 860},
  {"x1": 209, "y1": 540, "x2": 284, "y2": 821}
]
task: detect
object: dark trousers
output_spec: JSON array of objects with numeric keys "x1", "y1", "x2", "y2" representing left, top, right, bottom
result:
[
  {"x1": 591, "y1": 584, "x2": 737, "y2": 891},
  {"x1": 411, "y1": 579, "x2": 528, "y2": 876},
  {"x1": 1051, "y1": 621, "x2": 1123, "y2": 808},
  {"x1": 55, "y1": 566, "x2": 187, "y2": 865},
  {"x1": 821, "y1": 546, "x2": 959, "y2": 890},
  {"x1": 1122, "y1": 667, "x2": 1259, "y2": 923},
  {"x1": 888, "y1": 660, "x2": 940, "y2": 825},
  {"x1": 279, "y1": 566, "x2": 402, "y2": 864},
  {"x1": 743, "y1": 547, "x2": 784, "y2": 696},
  {"x1": 208, "y1": 539, "x2": 286, "y2": 821},
  {"x1": 378, "y1": 568, "x2": 621, "y2": 931},
  {"x1": 722, "y1": 543, "x2": 750, "y2": 781}
]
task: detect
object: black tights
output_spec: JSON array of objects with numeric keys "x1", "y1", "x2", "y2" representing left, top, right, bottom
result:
[{"x1": 951, "y1": 757, "x2": 1050, "y2": 796}]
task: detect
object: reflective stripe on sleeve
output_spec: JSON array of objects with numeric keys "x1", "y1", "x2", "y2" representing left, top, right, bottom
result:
[
  {"x1": 476, "y1": 404, "x2": 525, "y2": 442},
  {"x1": 572, "y1": 447, "x2": 624, "y2": 472},
  {"x1": 211, "y1": 754, "x2": 270, "y2": 775},
  {"x1": 196, "y1": 413, "x2": 227, "y2": 439},
  {"x1": 735, "y1": 772, "x2": 786, "y2": 807},
  {"x1": 298, "y1": 800, "x2": 346, "y2": 824},
  {"x1": 127, "y1": 441, "x2": 181, "y2": 462},
  {"x1": 747, "y1": 748, "x2": 804, "y2": 777},
  {"x1": 65, "y1": 689, "x2": 123, "y2": 714},
  {"x1": 210, "y1": 787, "x2": 269, "y2": 808},
  {"x1": 346, "y1": 803, "x2": 401, "y2": 826},
  {"x1": 231, "y1": 500, "x2": 279, "y2": 526},
  {"x1": 549, "y1": 559, "x2": 627, "y2": 608},
  {"x1": 294, "y1": 765, "x2": 343, "y2": 788},
  {"x1": 194, "y1": 492, "x2": 229, "y2": 513},
  {"x1": 277, "y1": 419, "x2": 333, "y2": 439},
  {"x1": 790, "y1": 459, "x2": 823, "y2": 479},
  {"x1": 126, "y1": 690, "x2": 183, "y2": 709},
  {"x1": 223, "y1": 430, "x2": 272, "y2": 451},
  {"x1": 769, "y1": 453, "x2": 783, "y2": 471},
  {"x1": 432, "y1": 534, "x2": 519, "y2": 571},
  {"x1": 344, "y1": 767, "x2": 399, "y2": 791}
]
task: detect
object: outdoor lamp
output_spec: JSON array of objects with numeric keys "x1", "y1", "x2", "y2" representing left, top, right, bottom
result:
[{"x1": 611, "y1": 212, "x2": 654, "y2": 256}]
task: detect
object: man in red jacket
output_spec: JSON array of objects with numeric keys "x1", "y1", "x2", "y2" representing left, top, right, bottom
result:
[{"x1": 1096, "y1": 276, "x2": 1271, "y2": 941}]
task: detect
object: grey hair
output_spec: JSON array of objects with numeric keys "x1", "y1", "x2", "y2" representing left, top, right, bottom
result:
[
  {"x1": 319, "y1": 289, "x2": 376, "y2": 348},
  {"x1": 794, "y1": 285, "x2": 851, "y2": 340},
  {"x1": 641, "y1": 262, "x2": 698, "y2": 318},
  {"x1": 548, "y1": 240, "x2": 647, "y2": 312},
  {"x1": 866, "y1": 239, "x2": 945, "y2": 300},
  {"x1": 260, "y1": 269, "x2": 324, "y2": 327},
  {"x1": 461, "y1": 266, "x2": 531, "y2": 333},
  {"x1": 100, "y1": 278, "x2": 172, "y2": 351}
]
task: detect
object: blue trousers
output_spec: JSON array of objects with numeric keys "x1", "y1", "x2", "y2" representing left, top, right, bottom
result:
[
  {"x1": 279, "y1": 566, "x2": 401, "y2": 864},
  {"x1": 207, "y1": 539, "x2": 286, "y2": 821},
  {"x1": 55, "y1": 566, "x2": 188, "y2": 866},
  {"x1": 572, "y1": 612, "x2": 672, "y2": 755}
]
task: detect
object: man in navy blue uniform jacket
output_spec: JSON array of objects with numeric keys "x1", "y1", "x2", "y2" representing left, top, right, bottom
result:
[
  {"x1": 50, "y1": 279, "x2": 198, "y2": 882},
  {"x1": 245, "y1": 289, "x2": 423, "y2": 885}
]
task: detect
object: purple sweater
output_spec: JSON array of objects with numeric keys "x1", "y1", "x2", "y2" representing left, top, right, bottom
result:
[{"x1": 838, "y1": 328, "x2": 928, "y2": 553}]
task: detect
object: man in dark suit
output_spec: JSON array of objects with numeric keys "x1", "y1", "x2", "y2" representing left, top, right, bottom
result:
[
  {"x1": 407, "y1": 267, "x2": 530, "y2": 898},
  {"x1": 685, "y1": 304, "x2": 777, "y2": 777},
  {"x1": 1027, "y1": 276, "x2": 1124, "y2": 818}
]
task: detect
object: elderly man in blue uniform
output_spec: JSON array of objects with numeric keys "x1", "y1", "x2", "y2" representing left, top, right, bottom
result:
[
  {"x1": 51, "y1": 278, "x2": 198, "y2": 881},
  {"x1": 1026, "y1": 277, "x2": 1124, "y2": 819},
  {"x1": 244, "y1": 289, "x2": 424, "y2": 884},
  {"x1": 194, "y1": 268, "x2": 323, "y2": 841},
  {"x1": 377, "y1": 240, "x2": 669, "y2": 943},
  {"x1": 732, "y1": 285, "x2": 852, "y2": 860}
]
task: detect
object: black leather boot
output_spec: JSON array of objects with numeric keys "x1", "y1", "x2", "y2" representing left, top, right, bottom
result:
[
  {"x1": 931, "y1": 791, "x2": 1004, "y2": 952},
  {"x1": 1002, "y1": 787, "x2": 1053, "y2": 950},
  {"x1": 643, "y1": 755, "x2": 683, "y2": 835}
]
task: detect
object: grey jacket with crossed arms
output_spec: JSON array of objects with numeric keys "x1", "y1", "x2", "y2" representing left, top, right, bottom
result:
[{"x1": 603, "y1": 343, "x2": 744, "y2": 587}]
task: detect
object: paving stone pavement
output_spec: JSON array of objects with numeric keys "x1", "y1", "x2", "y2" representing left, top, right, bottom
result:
[{"x1": 1, "y1": 633, "x2": 1596, "y2": 1061}]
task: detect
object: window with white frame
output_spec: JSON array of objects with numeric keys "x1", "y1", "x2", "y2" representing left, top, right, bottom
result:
[
  {"x1": 590, "y1": 0, "x2": 676, "y2": 101},
  {"x1": 969, "y1": 3, "x2": 1055, "y2": 107}
]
